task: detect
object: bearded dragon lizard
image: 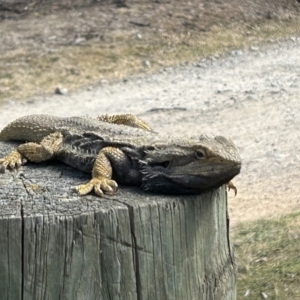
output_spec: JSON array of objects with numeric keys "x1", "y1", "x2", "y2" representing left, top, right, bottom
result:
[{"x1": 0, "y1": 114, "x2": 241, "y2": 197}]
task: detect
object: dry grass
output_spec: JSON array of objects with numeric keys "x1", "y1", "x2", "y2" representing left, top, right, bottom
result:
[
  {"x1": 0, "y1": 1, "x2": 300, "y2": 103},
  {"x1": 234, "y1": 212, "x2": 300, "y2": 299}
]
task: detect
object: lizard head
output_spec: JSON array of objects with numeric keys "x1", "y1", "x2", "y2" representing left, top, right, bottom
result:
[{"x1": 140, "y1": 134, "x2": 241, "y2": 194}]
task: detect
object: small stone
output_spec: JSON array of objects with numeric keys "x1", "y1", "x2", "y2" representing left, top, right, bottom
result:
[
  {"x1": 26, "y1": 99, "x2": 35, "y2": 104},
  {"x1": 196, "y1": 63, "x2": 206, "y2": 68},
  {"x1": 250, "y1": 46, "x2": 259, "y2": 51},
  {"x1": 266, "y1": 149, "x2": 278, "y2": 157},
  {"x1": 164, "y1": 67, "x2": 173, "y2": 72},
  {"x1": 70, "y1": 68, "x2": 80, "y2": 75},
  {"x1": 74, "y1": 37, "x2": 86, "y2": 45},
  {"x1": 143, "y1": 60, "x2": 151, "y2": 68},
  {"x1": 233, "y1": 50, "x2": 243, "y2": 56},
  {"x1": 55, "y1": 87, "x2": 68, "y2": 95},
  {"x1": 136, "y1": 34, "x2": 142, "y2": 40}
]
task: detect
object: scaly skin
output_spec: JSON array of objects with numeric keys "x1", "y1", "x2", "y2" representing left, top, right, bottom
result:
[{"x1": 0, "y1": 114, "x2": 241, "y2": 197}]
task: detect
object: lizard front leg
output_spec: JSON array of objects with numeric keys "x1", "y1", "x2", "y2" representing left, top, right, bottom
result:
[
  {"x1": 227, "y1": 181, "x2": 237, "y2": 196},
  {"x1": 76, "y1": 147, "x2": 126, "y2": 197},
  {"x1": 0, "y1": 132, "x2": 63, "y2": 170}
]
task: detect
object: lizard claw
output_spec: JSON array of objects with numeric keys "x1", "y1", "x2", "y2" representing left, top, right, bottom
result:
[
  {"x1": 226, "y1": 181, "x2": 237, "y2": 196},
  {"x1": 0, "y1": 150, "x2": 27, "y2": 171},
  {"x1": 76, "y1": 177, "x2": 118, "y2": 197}
]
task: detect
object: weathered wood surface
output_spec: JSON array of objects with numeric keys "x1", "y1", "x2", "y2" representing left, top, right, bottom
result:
[{"x1": 0, "y1": 142, "x2": 236, "y2": 300}]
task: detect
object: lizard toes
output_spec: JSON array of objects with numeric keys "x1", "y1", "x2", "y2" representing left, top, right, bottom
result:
[
  {"x1": 95, "y1": 179, "x2": 118, "y2": 196},
  {"x1": 102, "y1": 180, "x2": 118, "y2": 193},
  {"x1": 94, "y1": 185, "x2": 105, "y2": 197},
  {"x1": 0, "y1": 150, "x2": 25, "y2": 170},
  {"x1": 76, "y1": 178, "x2": 118, "y2": 197},
  {"x1": 226, "y1": 181, "x2": 237, "y2": 196},
  {"x1": 76, "y1": 182, "x2": 94, "y2": 196},
  {"x1": 9, "y1": 160, "x2": 20, "y2": 169}
]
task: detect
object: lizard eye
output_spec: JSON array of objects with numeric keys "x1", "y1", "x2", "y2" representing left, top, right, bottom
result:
[{"x1": 195, "y1": 149, "x2": 206, "y2": 159}]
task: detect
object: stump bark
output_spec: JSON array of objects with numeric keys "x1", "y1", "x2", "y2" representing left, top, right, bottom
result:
[{"x1": 0, "y1": 142, "x2": 236, "y2": 300}]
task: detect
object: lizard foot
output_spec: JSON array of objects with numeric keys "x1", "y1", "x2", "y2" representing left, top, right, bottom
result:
[
  {"x1": 0, "y1": 150, "x2": 27, "y2": 171},
  {"x1": 76, "y1": 177, "x2": 118, "y2": 197},
  {"x1": 226, "y1": 181, "x2": 237, "y2": 196}
]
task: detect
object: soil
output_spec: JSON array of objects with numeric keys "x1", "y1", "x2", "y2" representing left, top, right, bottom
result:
[{"x1": 1, "y1": 38, "x2": 300, "y2": 226}]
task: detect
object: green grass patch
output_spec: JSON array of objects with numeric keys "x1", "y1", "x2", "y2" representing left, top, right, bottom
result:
[{"x1": 233, "y1": 212, "x2": 300, "y2": 299}]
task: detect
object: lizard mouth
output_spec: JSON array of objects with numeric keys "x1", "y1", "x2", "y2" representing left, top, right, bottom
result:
[
  {"x1": 149, "y1": 161, "x2": 170, "y2": 168},
  {"x1": 140, "y1": 161, "x2": 241, "y2": 195}
]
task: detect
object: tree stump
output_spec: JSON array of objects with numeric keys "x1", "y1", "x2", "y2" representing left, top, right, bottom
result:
[{"x1": 0, "y1": 142, "x2": 236, "y2": 300}]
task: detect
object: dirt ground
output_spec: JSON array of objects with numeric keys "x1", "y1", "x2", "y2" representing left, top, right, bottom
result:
[{"x1": 0, "y1": 0, "x2": 300, "y2": 226}]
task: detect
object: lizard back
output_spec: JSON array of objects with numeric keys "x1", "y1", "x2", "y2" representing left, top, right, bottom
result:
[{"x1": 0, "y1": 114, "x2": 158, "y2": 146}]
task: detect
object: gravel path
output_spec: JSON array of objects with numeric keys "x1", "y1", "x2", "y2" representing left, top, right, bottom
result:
[{"x1": 1, "y1": 38, "x2": 300, "y2": 226}]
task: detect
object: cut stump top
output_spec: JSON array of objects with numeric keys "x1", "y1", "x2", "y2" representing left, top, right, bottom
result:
[{"x1": 0, "y1": 141, "x2": 236, "y2": 300}]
